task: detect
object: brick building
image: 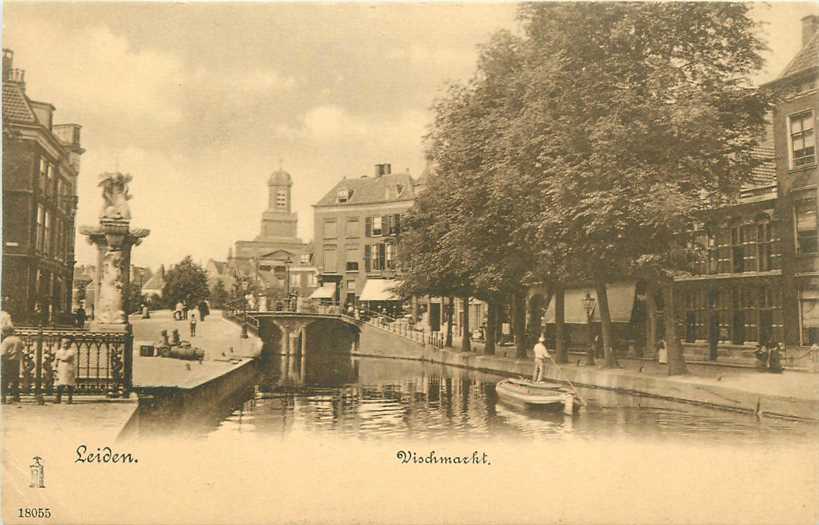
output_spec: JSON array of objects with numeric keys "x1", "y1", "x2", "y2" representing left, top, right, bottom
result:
[
  {"x1": 2, "y1": 49, "x2": 84, "y2": 324},
  {"x1": 311, "y1": 163, "x2": 418, "y2": 306}
]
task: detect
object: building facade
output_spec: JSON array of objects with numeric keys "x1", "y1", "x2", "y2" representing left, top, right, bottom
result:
[
  {"x1": 764, "y1": 15, "x2": 819, "y2": 349},
  {"x1": 312, "y1": 163, "x2": 418, "y2": 306},
  {"x1": 2, "y1": 49, "x2": 84, "y2": 324}
]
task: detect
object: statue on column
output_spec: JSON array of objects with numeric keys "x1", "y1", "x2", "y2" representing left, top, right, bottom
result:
[
  {"x1": 98, "y1": 172, "x2": 132, "y2": 221},
  {"x1": 80, "y1": 171, "x2": 149, "y2": 331}
]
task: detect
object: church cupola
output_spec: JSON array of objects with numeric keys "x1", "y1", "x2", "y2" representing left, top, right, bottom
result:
[{"x1": 267, "y1": 168, "x2": 292, "y2": 213}]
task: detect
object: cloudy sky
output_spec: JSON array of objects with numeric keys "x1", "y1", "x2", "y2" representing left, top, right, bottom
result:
[{"x1": 3, "y1": 2, "x2": 817, "y2": 270}]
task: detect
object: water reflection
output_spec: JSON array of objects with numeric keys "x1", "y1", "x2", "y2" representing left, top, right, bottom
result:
[{"x1": 200, "y1": 352, "x2": 818, "y2": 444}]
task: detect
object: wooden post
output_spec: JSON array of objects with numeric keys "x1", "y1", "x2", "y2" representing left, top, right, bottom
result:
[{"x1": 461, "y1": 296, "x2": 471, "y2": 352}]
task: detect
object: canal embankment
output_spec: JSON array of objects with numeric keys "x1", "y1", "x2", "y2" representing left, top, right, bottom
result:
[
  {"x1": 356, "y1": 322, "x2": 819, "y2": 421},
  {"x1": 124, "y1": 310, "x2": 263, "y2": 435}
]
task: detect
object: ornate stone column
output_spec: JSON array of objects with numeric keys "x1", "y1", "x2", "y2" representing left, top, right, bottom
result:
[{"x1": 79, "y1": 172, "x2": 149, "y2": 332}]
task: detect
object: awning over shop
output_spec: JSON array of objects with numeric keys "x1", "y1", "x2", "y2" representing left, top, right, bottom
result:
[
  {"x1": 309, "y1": 282, "x2": 337, "y2": 300},
  {"x1": 359, "y1": 279, "x2": 400, "y2": 301},
  {"x1": 544, "y1": 282, "x2": 637, "y2": 324}
]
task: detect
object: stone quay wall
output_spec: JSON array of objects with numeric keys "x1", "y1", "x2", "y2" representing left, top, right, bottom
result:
[{"x1": 356, "y1": 323, "x2": 819, "y2": 422}]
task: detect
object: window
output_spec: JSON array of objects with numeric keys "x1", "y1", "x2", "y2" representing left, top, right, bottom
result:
[
  {"x1": 800, "y1": 288, "x2": 819, "y2": 345},
  {"x1": 337, "y1": 189, "x2": 350, "y2": 203},
  {"x1": 323, "y1": 246, "x2": 337, "y2": 272},
  {"x1": 346, "y1": 218, "x2": 359, "y2": 237},
  {"x1": 789, "y1": 110, "x2": 815, "y2": 168},
  {"x1": 276, "y1": 190, "x2": 287, "y2": 209},
  {"x1": 795, "y1": 196, "x2": 817, "y2": 255},
  {"x1": 38, "y1": 159, "x2": 49, "y2": 194},
  {"x1": 759, "y1": 287, "x2": 783, "y2": 344},
  {"x1": 684, "y1": 290, "x2": 705, "y2": 343},
  {"x1": 372, "y1": 216, "x2": 382, "y2": 236},
  {"x1": 741, "y1": 288, "x2": 757, "y2": 344},
  {"x1": 43, "y1": 210, "x2": 51, "y2": 256},
  {"x1": 300, "y1": 254, "x2": 310, "y2": 264},
  {"x1": 346, "y1": 246, "x2": 359, "y2": 272},
  {"x1": 385, "y1": 243, "x2": 395, "y2": 270},
  {"x1": 365, "y1": 243, "x2": 386, "y2": 271},
  {"x1": 323, "y1": 219, "x2": 337, "y2": 239},
  {"x1": 35, "y1": 205, "x2": 45, "y2": 251}
]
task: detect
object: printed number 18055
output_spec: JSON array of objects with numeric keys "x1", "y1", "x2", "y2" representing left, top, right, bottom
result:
[{"x1": 18, "y1": 508, "x2": 51, "y2": 519}]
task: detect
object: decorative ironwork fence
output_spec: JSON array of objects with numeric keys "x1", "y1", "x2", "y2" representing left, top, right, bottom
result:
[{"x1": 14, "y1": 326, "x2": 133, "y2": 400}]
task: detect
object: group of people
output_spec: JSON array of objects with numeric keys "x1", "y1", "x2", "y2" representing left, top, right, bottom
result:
[
  {"x1": 1, "y1": 321, "x2": 77, "y2": 404},
  {"x1": 174, "y1": 300, "x2": 210, "y2": 339},
  {"x1": 754, "y1": 342, "x2": 785, "y2": 373}
]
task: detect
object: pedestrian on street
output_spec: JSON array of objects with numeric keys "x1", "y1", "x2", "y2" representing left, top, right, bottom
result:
[
  {"x1": 182, "y1": 302, "x2": 189, "y2": 320},
  {"x1": 198, "y1": 300, "x2": 209, "y2": 322},
  {"x1": 532, "y1": 336, "x2": 549, "y2": 383},
  {"x1": 175, "y1": 302, "x2": 184, "y2": 321},
  {"x1": 54, "y1": 337, "x2": 77, "y2": 404},
  {"x1": 76, "y1": 306, "x2": 87, "y2": 328},
  {"x1": 190, "y1": 312, "x2": 197, "y2": 337},
  {"x1": 1, "y1": 326, "x2": 23, "y2": 403},
  {"x1": 657, "y1": 340, "x2": 668, "y2": 365}
]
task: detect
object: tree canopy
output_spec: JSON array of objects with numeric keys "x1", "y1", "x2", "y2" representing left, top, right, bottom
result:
[
  {"x1": 162, "y1": 256, "x2": 210, "y2": 308},
  {"x1": 398, "y1": 2, "x2": 768, "y2": 373}
]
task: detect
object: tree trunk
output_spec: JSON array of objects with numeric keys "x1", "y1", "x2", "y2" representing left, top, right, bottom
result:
[
  {"x1": 663, "y1": 283, "x2": 688, "y2": 375},
  {"x1": 445, "y1": 296, "x2": 454, "y2": 347},
  {"x1": 484, "y1": 300, "x2": 497, "y2": 355},
  {"x1": 527, "y1": 288, "x2": 553, "y2": 348},
  {"x1": 645, "y1": 281, "x2": 657, "y2": 358},
  {"x1": 461, "y1": 296, "x2": 471, "y2": 353},
  {"x1": 596, "y1": 281, "x2": 618, "y2": 368},
  {"x1": 513, "y1": 291, "x2": 527, "y2": 359},
  {"x1": 555, "y1": 285, "x2": 568, "y2": 364}
]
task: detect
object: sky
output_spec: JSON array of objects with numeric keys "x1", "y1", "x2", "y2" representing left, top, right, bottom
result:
[{"x1": 3, "y1": 1, "x2": 817, "y2": 271}]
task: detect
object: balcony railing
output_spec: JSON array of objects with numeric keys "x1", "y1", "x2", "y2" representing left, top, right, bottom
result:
[{"x1": 13, "y1": 326, "x2": 133, "y2": 400}]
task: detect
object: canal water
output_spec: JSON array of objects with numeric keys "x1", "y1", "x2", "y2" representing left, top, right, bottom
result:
[{"x1": 139, "y1": 351, "x2": 819, "y2": 445}]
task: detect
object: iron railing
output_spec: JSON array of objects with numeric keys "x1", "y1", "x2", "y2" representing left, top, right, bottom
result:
[
  {"x1": 14, "y1": 326, "x2": 133, "y2": 400},
  {"x1": 354, "y1": 307, "x2": 444, "y2": 348}
]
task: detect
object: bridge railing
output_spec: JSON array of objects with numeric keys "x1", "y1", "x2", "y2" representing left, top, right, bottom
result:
[
  {"x1": 355, "y1": 308, "x2": 444, "y2": 348},
  {"x1": 11, "y1": 325, "x2": 133, "y2": 400}
]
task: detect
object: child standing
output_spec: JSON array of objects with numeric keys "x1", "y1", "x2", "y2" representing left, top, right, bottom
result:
[{"x1": 190, "y1": 312, "x2": 197, "y2": 337}]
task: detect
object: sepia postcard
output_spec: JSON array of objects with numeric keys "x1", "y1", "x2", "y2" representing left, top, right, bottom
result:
[{"x1": 2, "y1": 2, "x2": 818, "y2": 524}]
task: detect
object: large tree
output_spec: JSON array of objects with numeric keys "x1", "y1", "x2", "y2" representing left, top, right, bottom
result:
[
  {"x1": 514, "y1": 2, "x2": 768, "y2": 373},
  {"x1": 162, "y1": 256, "x2": 210, "y2": 309}
]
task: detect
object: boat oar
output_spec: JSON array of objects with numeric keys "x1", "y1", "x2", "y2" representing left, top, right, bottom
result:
[{"x1": 547, "y1": 353, "x2": 587, "y2": 407}]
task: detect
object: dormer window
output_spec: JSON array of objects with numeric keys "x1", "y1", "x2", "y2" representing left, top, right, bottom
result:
[{"x1": 337, "y1": 189, "x2": 350, "y2": 203}]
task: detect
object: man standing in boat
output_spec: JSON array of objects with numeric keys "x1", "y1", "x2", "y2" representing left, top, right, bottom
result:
[{"x1": 532, "y1": 335, "x2": 549, "y2": 382}]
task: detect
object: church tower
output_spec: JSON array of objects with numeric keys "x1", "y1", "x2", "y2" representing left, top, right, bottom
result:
[{"x1": 258, "y1": 168, "x2": 298, "y2": 240}]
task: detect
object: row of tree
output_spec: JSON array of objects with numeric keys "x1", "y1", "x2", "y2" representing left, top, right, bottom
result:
[{"x1": 397, "y1": 3, "x2": 769, "y2": 375}]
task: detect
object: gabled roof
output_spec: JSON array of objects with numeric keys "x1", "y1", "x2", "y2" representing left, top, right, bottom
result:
[
  {"x1": 315, "y1": 172, "x2": 417, "y2": 207},
  {"x1": 775, "y1": 31, "x2": 818, "y2": 81},
  {"x1": 142, "y1": 271, "x2": 165, "y2": 291},
  {"x1": 208, "y1": 259, "x2": 228, "y2": 275},
  {"x1": 2, "y1": 81, "x2": 37, "y2": 124}
]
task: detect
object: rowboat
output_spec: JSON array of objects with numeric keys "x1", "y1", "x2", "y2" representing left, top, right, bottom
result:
[{"x1": 495, "y1": 378, "x2": 578, "y2": 414}]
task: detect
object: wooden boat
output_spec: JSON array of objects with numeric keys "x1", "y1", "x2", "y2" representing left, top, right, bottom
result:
[{"x1": 495, "y1": 378, "x2": 578, "y2": 414}]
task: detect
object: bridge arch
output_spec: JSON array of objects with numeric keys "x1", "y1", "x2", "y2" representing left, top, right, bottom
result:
[{"x1": 251, "y1": 313, "x2": 360, "y2": 356}]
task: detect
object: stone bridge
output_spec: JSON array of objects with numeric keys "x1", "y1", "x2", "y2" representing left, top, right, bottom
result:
[{"x1": 248, "y1": 312, "x2": 362, "y2": 356}]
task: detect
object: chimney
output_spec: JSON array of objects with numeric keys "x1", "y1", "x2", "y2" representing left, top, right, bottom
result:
[
  {"x1": 2, "y1": 48, "x2": 25, "y2": 90},
  {"x1": 383, "y1": 163, "x2": 391, "y2": 175},
  {"x1": 803, "y1": 15, "x2": 819, "y2": 47}
]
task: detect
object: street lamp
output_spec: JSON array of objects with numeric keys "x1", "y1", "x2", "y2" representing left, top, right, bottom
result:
[
  {"x1": 241, "y1": 278, "x2": 249, "y2": 339},
  {"x1": 582, "y1": 291, "x2": 596, "y2": 366},
  {"x1": 284, "y1": 256, "x2": 292, "y2": 311}
]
